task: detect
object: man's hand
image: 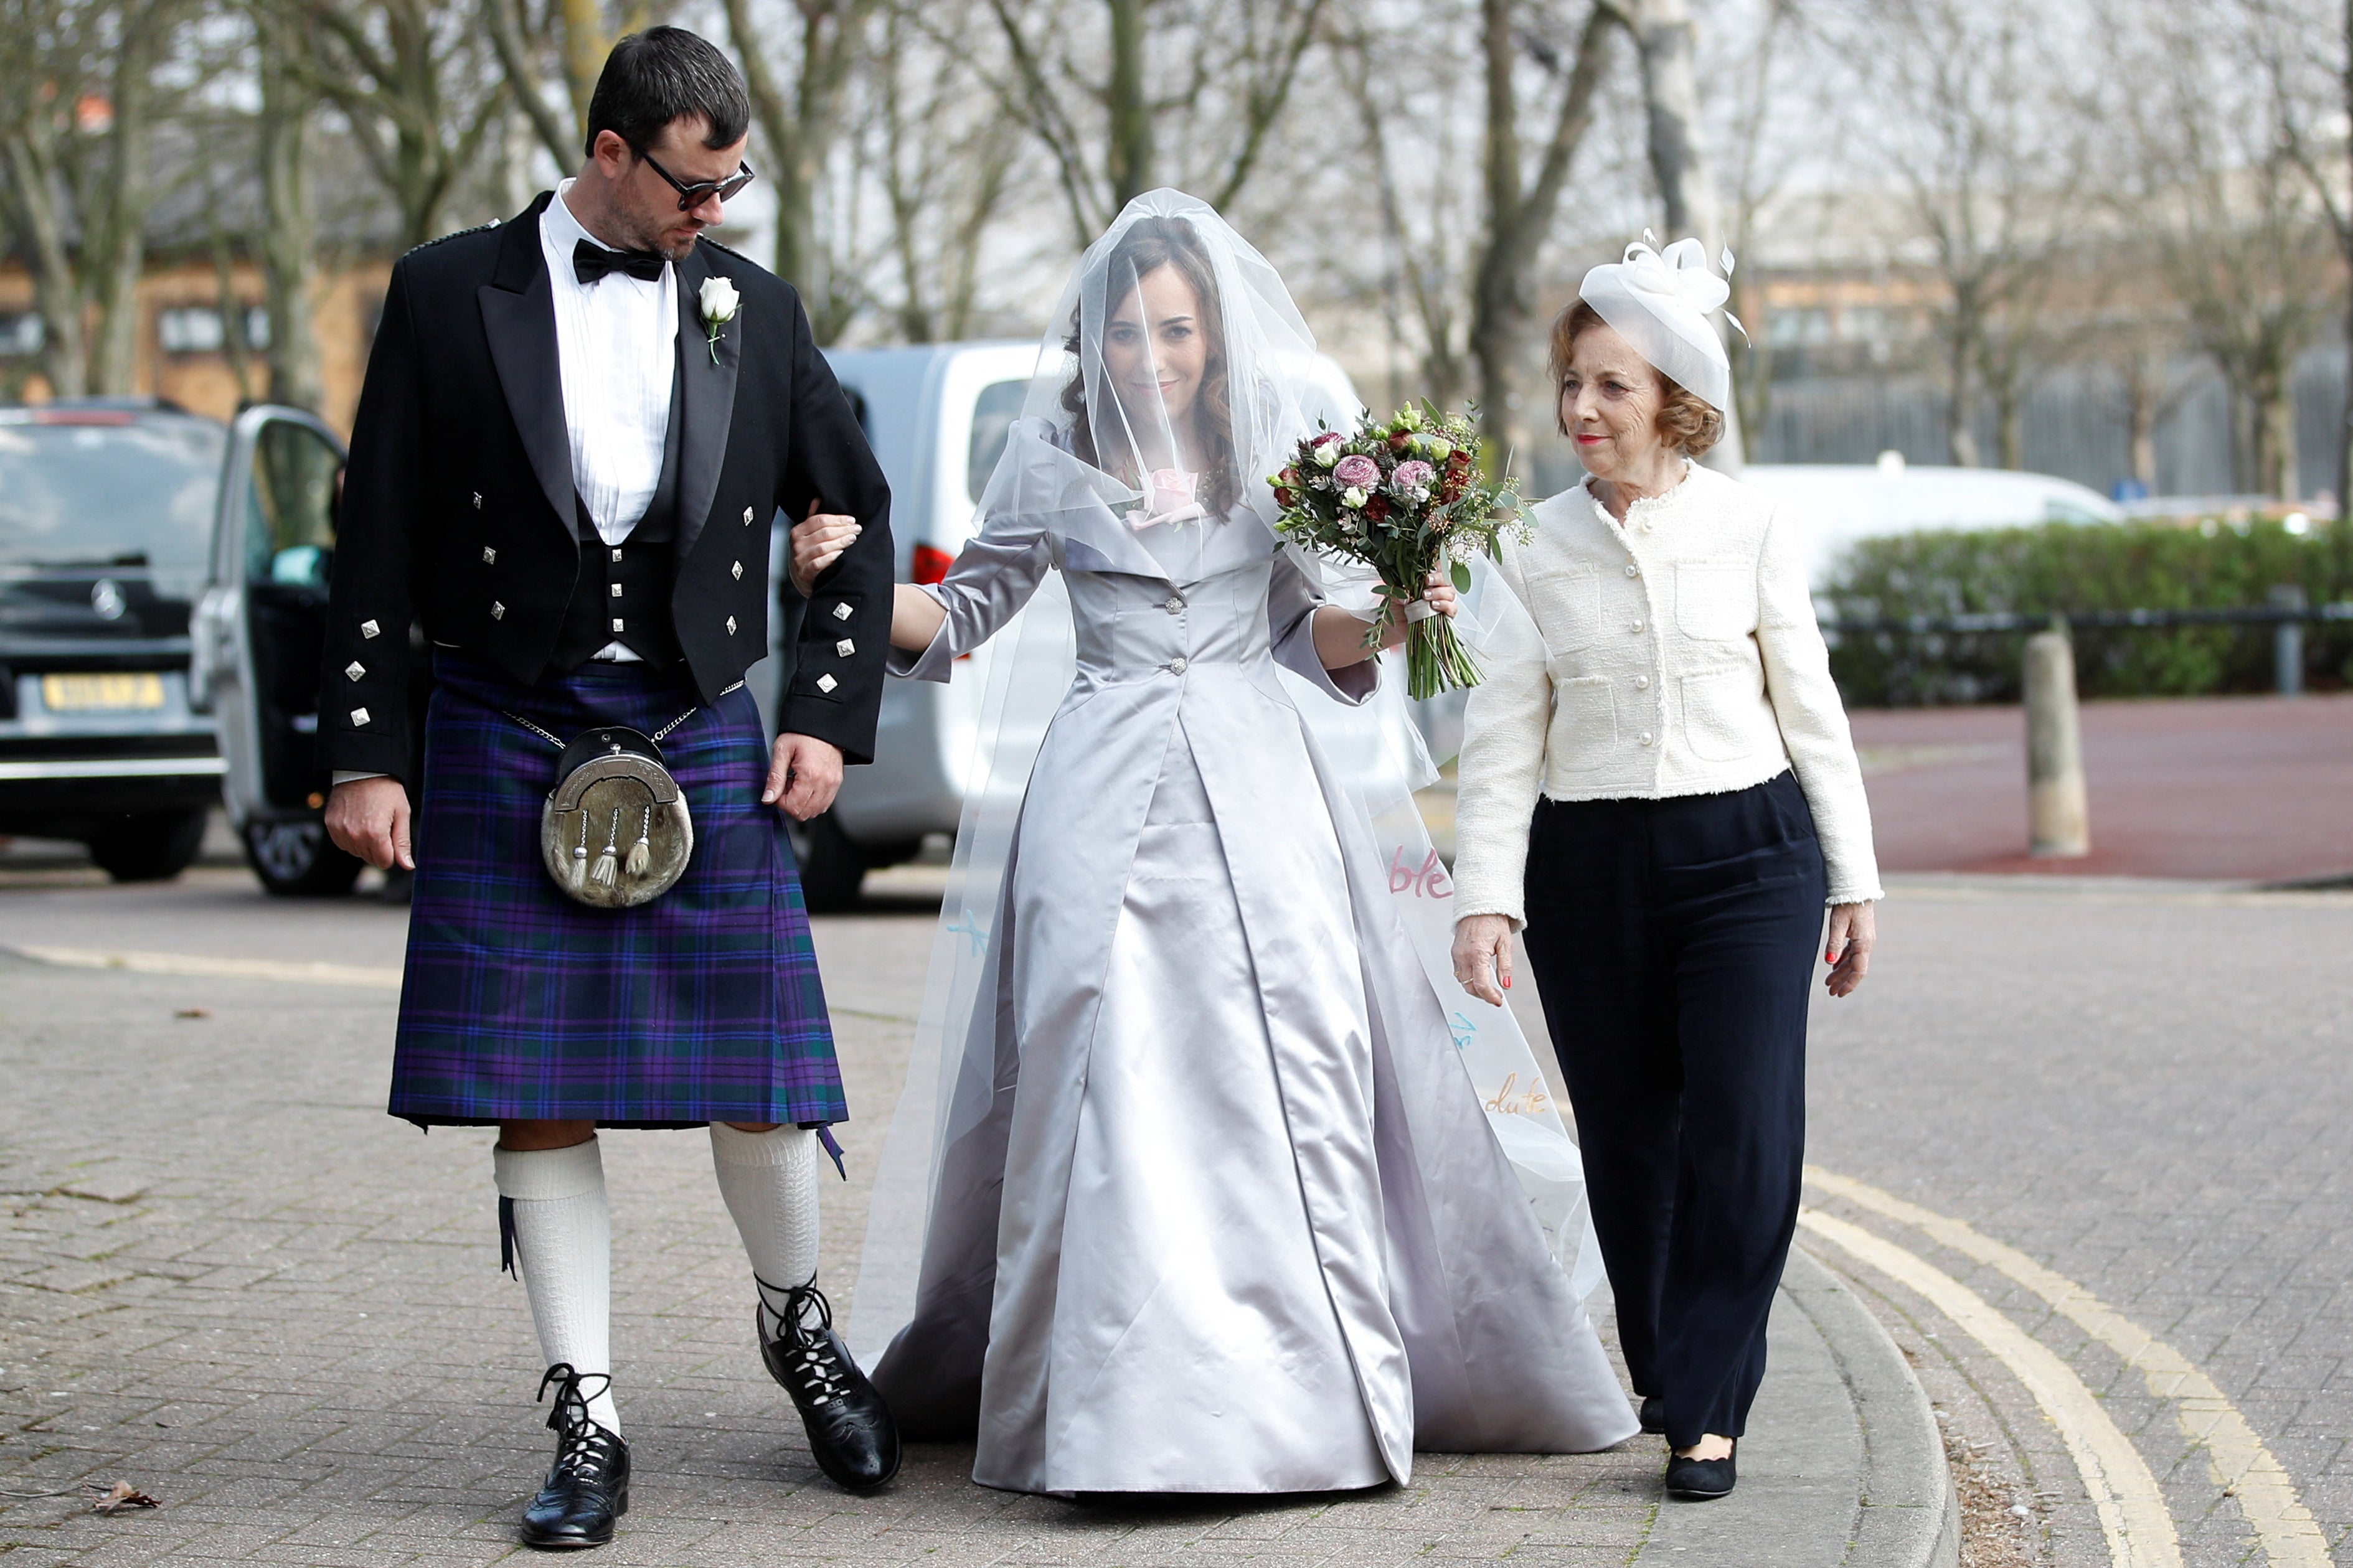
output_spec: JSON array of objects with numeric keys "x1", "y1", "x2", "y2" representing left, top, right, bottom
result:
[
  {"x1": 1451, "y1": 913, "x2": 1516, "y2": 1007},
  {"x1": 764, "y1": 732, "x2": 844, "y2": 820},
  {"x1": 789, "y1": 499, "x2": 860, "y2": 598},
  {"x1": 324, "y1": 776, "x2": 414, "y2": 870}
]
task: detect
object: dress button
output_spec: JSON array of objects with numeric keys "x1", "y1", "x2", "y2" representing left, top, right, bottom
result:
[
  {"x1": 1630, "y1": 619, "x2": 1646, "y2": 633},
  {"x1": 1639, "y1": 732, "x2": 1655, "y2": 746},
  {"x1": 481, "y1": 546, "x2": 496, "y2": 564},
  {"x1": 360, "y1": 619, "x2": 380, "y2": 639},
  {"x1": 1634, "y1": 674, "x2": 1651, "y2": 690},
  {"x1": 725, "y1": 616, "x2": 738, "y2": 635},
  {"x1": 350, "y1": 707, "x2": 370, "y2": 727},
  {"x1": 1169, "y1": 657, "x2": 1189, "y2": 674},
  {"x1": 610, "y1": 583, "x2": 623, "y2": 598},
  {"x1": 743, "y1": 507, "x2": 755, "y2": 525},
  {"x1": 836, "y1": 638, "x2": 854, "y2": 657},
  {"x1": 1165, "y1": 596, "x2": 1184, "y2": 613},
  {"x1": 611, "y1": 617, "x2": 625, "y2": 633},
  {"x1": 344, "y1": 661, "x2": 365, "y2": 682},
  {"x1": 491, "y1": 601, "x2": 505, "y2": 620},
  {"x1": 816, "y1": 673, "x2": 837, "y2": 693},
  {"x1": 471, "y1": 492, "x2": 481, "y2": 510},
  {"x1": 611, "y1": 547, "x2": 624, "y2": 562},
  {"x1": 1624, "y1": 564, "x2": 1639, "y2": 577},
  {"x1": 832, "y1": 601, "x2": 853, "y2": 621},
  {"x1": 732, "y1": 561, "x2": 743, "y2": 580}
]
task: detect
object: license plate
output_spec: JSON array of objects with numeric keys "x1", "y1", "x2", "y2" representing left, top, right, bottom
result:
[{"x1": 42, "y1": 672, "x2": 164, "y2": 711}]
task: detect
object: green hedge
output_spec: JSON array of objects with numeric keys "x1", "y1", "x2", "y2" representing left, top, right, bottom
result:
[{"x1": 1819, "y1": 519, "x2": 2352, "y2": 707}]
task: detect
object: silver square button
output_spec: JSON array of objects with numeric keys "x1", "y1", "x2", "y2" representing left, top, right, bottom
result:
[
  {"x1": 835, "y1": 638, "x2": 854, "y2": 657},
  {"x1": 832, "y1": 602, "x2": 852, "y2": 621},
  {"x1": 349, "y1": 707, "x2": 370, "y2": 726},
  {"x1": 344, "y1": 661, "x2": 365, "y2": 682},
  {"x1": 816, "y1": 674, "x2": 837, "y2": 693}
]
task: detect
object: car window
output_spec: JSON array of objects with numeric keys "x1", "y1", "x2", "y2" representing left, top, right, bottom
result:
[
  {"x1": 244, "y1": 420, "x2": 342, "y2": 586},
  {"x1": 0, "y1": 415, "x2": 224, "y2": 574},
  {"x1": 966, "y1": 378, "x2": 1029, "y2": 503}
]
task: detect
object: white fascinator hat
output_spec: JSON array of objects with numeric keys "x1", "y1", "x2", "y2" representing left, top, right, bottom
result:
[{"x1": 1577, "y1": 233, "x2": 1745, "y2": 413}]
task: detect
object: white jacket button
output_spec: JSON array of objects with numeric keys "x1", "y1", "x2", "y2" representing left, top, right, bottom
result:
[
  {"x1": 1169, "y1": 657, "x2": 1189, "y2": 674},
  {"x1": 1624, "y1": 564, "x2": 1639, "y2": 577},
  {"x1": 1635, "y1": 674, "x2": 1651, "y2": 690},
  {"x1": 1639, "y1": 732, "x2": 1654, "y2": 746},
  {"x1": 1165, "y1": 595, "x2": 1184, "y2": 613},
  {"x1": 1629, "y1": 619, "x2": 1646, "y2": 633}
]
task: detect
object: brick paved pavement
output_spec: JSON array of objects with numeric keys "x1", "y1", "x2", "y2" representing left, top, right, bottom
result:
[
  {"x1": 0, "y1": 882, "x2": 1664, "y2": 1566},
  {"x1": 1801, "y1": 877, "x2": 2353, "y2": 1566}
]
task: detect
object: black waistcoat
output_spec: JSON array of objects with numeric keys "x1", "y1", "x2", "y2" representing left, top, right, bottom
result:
[{"x1": 549, "y1": 373, "x2": 687, "y2": 671}]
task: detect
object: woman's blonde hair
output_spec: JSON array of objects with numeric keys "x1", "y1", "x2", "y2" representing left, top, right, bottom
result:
[{"x1": 1549, "y1": 299, "x2": 1723, "y2": 458}]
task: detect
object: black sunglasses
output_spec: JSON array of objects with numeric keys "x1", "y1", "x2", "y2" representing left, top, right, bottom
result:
[{"x1": 639, "y1": 149, "x2": 756, "y2": 211}]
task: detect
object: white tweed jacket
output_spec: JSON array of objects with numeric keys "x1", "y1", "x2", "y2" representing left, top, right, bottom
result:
[{"x1": 1452, "y1": 464, "x2": 1884, "y2": 926}]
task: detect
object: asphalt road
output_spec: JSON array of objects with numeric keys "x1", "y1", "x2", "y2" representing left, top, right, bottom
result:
[{"x1": 1, "y1": 864, "x2": 2346, "y2": 1567}]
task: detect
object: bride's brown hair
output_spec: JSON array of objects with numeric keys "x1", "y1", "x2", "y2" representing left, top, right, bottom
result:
[{"x1": 1061, "y1": 217, "x2": 1240, "y2": 516}]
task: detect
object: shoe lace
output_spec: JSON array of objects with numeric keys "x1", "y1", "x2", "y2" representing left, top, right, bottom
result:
[
  {"x1": 535, "y1": 1363, "x2": 622, "y2": 1481},
  {"x1": 757, "y1": 1277, "x2": 854, "y2": 1409}
]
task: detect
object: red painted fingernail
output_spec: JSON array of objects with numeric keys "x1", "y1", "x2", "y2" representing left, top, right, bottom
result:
[{"x1": 1502, "y1": 976, "x2": 1512, "y2": 989}]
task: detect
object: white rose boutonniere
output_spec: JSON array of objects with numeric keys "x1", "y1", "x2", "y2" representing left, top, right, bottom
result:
[{"x1": 698, "y1": 276, "x2": 740, "y2": 365}]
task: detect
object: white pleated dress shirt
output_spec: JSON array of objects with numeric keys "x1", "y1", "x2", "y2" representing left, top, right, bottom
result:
[{"x1": 539, "y1": 181, "x2": 678, "y2": 550}]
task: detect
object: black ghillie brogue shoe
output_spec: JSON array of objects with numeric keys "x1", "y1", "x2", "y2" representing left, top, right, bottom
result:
[
  {"x1": 521, "y1": 1365, "x2": 630, "y2": 1550},
  {"x1": 757, "y1": 1279, "x2": 902, "y2": 1493},
  {"x1": 1638, "y1": 1396, "x2": 1666, "y2": 1435},
  {"x1": 1664, "y1": 1444, "x2": 1736, "y2": 1500}
]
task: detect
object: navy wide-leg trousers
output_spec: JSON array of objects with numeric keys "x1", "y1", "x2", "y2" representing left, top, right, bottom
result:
[{"x1": 1519, "y1": 771, "x2": 1827, "y2": 1450}]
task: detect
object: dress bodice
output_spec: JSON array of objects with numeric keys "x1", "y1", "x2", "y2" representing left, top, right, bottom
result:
[{"x1": 1062, "y1": 556, "x2": 1278, "y2": 690}]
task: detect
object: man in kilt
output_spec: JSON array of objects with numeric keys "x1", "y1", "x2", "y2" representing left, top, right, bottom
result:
[{"x1": 321, "y1": 27, "x2": 899, "y2": 1549}]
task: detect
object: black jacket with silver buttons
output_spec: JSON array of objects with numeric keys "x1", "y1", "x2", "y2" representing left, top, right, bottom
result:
[{"x1": 320, "y1": 192, "x2": 892, "y2": 782}]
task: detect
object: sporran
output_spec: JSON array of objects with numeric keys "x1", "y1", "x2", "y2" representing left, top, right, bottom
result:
[{"x1": 509, "y1": 707, "x2": 699, "y2": 908}]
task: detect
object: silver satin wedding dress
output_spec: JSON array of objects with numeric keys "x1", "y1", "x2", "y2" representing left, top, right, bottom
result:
[{"x1": 857, "y1": 189, "x2": 1636, "y2": 1496}]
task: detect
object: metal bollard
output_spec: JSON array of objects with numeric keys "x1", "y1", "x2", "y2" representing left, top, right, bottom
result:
[
  {"x1": 2024, "y1": 624, "x2": 2089, "y2": 858},
  {"x1": 2269, "y1": 584, "x2": 2307, "y2": 696}
]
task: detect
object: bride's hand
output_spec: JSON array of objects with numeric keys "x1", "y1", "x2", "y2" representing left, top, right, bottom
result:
[
  {"x1": 1451, "y1": 913, "x2": 1514, "y2": 1007},
  {"x1": 790, "y1": 499, "x2": 861, "y2": 597},
  {"x1": 1378, "y1": 570, "x2": 1459, "y2": 650}
]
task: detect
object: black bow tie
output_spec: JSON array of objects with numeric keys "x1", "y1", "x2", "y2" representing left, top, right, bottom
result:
[{"x1": 573, "y1": 240, "x2": 666, "y2": 285}]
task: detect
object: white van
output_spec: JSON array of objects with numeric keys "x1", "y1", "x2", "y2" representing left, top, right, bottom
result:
[{"x1": 757, "y1": 342, "x2": 1038, "y2": 908}]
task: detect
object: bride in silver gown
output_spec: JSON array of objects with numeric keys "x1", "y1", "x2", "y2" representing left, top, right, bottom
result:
[{"x1": 801, "y1": 191, "x2": 1636, "y2": 1496}]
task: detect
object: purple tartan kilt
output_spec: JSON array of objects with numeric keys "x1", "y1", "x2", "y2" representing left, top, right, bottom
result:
[{"x1": 387, "y1": 651, "x2": 844, "y2": 1130}]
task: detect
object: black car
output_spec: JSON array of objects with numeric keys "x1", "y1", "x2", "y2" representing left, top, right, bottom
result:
[{"x1": 0, "y1": 399, "x2": 232, "y2": 880}]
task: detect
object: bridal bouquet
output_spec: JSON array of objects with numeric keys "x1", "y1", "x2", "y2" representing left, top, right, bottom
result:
[{"x1": 1267, "y1": 403, "x2": 1526, "y2": 700}]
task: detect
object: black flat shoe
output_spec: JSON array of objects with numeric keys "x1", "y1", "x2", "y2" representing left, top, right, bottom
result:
[
  {"x1": 1664, "y1": 1447, "x2": 1735, "y2": 1500},
  {"x1": 758, "y1": 1280, "x2": 902, "y2": 1493},
  {"x1": 521, "y1": 1366, "x2": 630, "y2": 1549},
  {"x1": 1639, "y1": 1396, "x2": 1666, "y2": 1435}
]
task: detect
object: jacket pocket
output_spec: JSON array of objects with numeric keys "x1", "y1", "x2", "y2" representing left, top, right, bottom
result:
[
  {"x1": 1675, "y1": 558, "x2": 1753, "y2": 642},
  {"x1": 1522, "y1": 565, "x2": 1600, "y2": 654},
  {"x1": 1547, "y1": 673, "x2": 1616, "y2": 768},
  {"x1": 1681, "y1": 662, "x2": 1774, "y2": 763}
]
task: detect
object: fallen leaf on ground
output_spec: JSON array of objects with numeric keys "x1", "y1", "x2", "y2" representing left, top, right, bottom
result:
[
  {"x1": 86, "y1": 1481, "x2": 159, "y2": 1514},
  {"x1": 173, "y1": 1008, "x2": 210, "y2": 1019}
]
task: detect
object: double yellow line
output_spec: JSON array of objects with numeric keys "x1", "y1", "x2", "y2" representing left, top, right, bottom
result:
[{"x1": 1800, "y1": 1166, "x2": 2330, "y2": 1568}]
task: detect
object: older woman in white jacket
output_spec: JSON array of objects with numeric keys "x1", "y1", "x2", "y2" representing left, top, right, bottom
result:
[{"x1": 1450, "y1": 241, "x2": 1882, "y2": 1503}]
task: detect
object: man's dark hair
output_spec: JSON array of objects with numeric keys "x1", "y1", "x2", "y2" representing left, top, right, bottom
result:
[{"x1": 583, "y1": 26, "x2": 751, "y2": 160}]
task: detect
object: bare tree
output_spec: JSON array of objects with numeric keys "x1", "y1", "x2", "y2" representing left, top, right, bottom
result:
[
  {"x1": 1598, "y1": 0, "x2": 1743, "y2": 464},
  {"x1": 718, "y1": 0, "x2": 877, "y2": 324},
  {"x1": 973, "y1": 0, "x2": 1328, "y2": 247},
  {"x1": 868, "y1": 1, "x2": 1021, "y2": 342},
  {"x1": 1469, "y1": 0, "x2": 1614, "y2": 457},
  {"x1": 1821, "y1": 0, "x2": 2076, "y2": 467},
  {"x1": 250, "y1": 2, "x2": 324, "y2": 410},
  {"x1": 278, "y1": 0, "x2": 509, "y2": 248},
  {"x1": 0, "y1": 0, "x2": 188, "y2": 395},
  {"x1": 2111, "y1": 0, "x2": 2335, "y2": 499},
  {"x1": 2249, "y1": 0, "x2": 2353, "y2": 559}
]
